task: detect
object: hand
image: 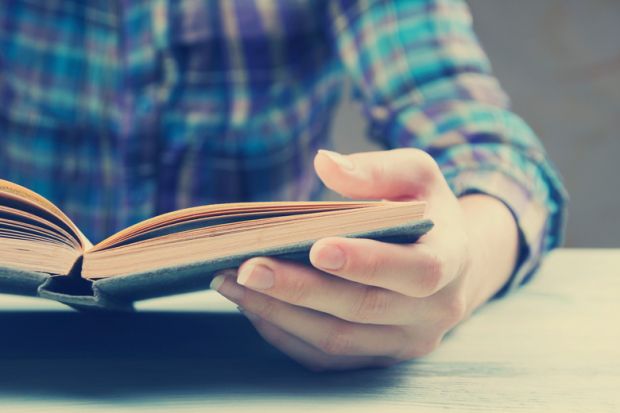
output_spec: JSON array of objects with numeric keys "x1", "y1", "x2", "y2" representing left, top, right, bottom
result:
[{"x1": 210, "y1": 148, "x2": 518, "y2": 371}]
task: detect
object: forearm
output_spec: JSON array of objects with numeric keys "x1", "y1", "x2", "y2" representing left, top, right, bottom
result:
[{"x1": 459, "y1": 194, "x2": 519, "y2": 313}]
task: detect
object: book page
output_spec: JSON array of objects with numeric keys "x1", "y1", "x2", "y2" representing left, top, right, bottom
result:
[
  {"x1": 0, "y1": 180, "x2": 90, "y2": 250},
  {"x1": 83, "y1": 201, "x2": 427, "y2": 278},
  {"x1": 91, "y1": 201, "x2": 373, "y2": 252}
]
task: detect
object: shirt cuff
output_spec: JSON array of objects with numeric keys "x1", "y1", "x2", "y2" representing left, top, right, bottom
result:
[{"x1": 446, "y1": 168, "x2": 567, "y2": 297}]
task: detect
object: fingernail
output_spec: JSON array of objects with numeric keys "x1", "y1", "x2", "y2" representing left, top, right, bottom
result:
[
  {"x1": 318, "y1": 149, "x2": 355, "y2": 171},
  {"x1": 210, "y1": 274, "x2": 225, "y2": 291},
  {"x1": 312, "y1": 243, "x2": 346, "y2": 270},
  {"x1": 237, "y1": 263, "x2": 275, "y2": 290},
  {"x1": 210, "y1": 274, "x2": 244, "y2": 301},
  {"x1": 237, "y1": 306, "x2": 260, "y2": 323},
  {"x1": 210, "y1": 269, "x2": 237, "y2": 290}
]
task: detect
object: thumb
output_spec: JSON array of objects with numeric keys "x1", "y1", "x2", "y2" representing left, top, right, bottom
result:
[{"x1": 314, "y1": 148, "x2": 445, "y2": 200}]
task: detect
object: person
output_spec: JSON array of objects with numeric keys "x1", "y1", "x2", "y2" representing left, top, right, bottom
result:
[{"x1": 0, "y1": 0, "x2": 567, "y2": 370}]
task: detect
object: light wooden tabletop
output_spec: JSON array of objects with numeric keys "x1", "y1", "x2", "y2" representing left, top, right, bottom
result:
[{"x1": 0, "y1": 248, "x2": 618, "y2": 412}]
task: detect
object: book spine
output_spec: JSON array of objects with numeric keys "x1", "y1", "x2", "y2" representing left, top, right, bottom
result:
[{"x1": 37, "y1": 257, "x2": 134, "y2": 312}]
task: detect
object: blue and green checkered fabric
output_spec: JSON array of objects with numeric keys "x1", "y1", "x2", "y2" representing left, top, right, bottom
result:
[{"x1": 0, "y1": 0, "x2": 567, "y2": 292}]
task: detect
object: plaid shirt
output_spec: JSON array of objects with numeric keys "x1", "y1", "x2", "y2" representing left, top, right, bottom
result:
[{"x1": 0, "y1": 0, "x2": 567, "y2": 293}]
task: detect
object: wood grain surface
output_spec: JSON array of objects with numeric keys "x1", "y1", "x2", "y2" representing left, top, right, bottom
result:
[{"x1": 0, "y1": 249, "x2": 618, "y2": 412}]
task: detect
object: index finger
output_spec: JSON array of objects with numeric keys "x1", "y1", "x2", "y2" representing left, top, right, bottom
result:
[{"x1": 309, "y1": 236, "x2": 456, "y2": 298}]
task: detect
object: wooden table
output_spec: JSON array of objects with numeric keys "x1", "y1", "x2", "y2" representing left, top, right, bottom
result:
[{"x1": 0, "y1": 249, "x2": 618, "y2": 412}]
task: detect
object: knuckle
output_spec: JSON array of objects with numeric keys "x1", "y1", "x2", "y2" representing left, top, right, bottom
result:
[
  {"x1": 350, "y1": 287, "x2": 391, "y2": 323},
  {"x1": 320, "y1": 322, "x2": 355, "y2": 356},
  {"x1": 252, "y1": 298, "x2": 278, "y2": 321},
  {"x1": 413, "y1": 339, "x2": 440, "y2": 358},
  {"x1": 415, "y1": 252, "x2": 446, "y2": 296},
  {"x1": 282, "y1": 272, "x2": 310, "y2": 304},
  {"x1": 369, "y1": 161, "x2": 387, "y2": 185},
  {"x1": 440, "y1": 293, "x2": 467, "y2": 329},
  {"x1": 414, "y1": 150, "x2": 441, "y2": 180},
  {"x1": 401, "y1": 337, "x2": 441, "y2": 359},
  {"x1": 401, "y1": 148, "x2": 440, "y2": 179},
  {"x1": 359, "y1": 250, "x2": 384, "y2": 283},
  {"x1": 395, "y1": 149, "x2": 443, "y2": 196}
]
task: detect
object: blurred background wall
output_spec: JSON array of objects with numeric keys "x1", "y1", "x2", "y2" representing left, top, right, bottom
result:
[{"x1": 330, "y1": 0, "x2": 620, "y2": 247}]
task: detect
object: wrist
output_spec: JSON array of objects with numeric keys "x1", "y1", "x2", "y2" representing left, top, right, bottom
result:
[{"x1": 458, "y1": 194, "x2": 519, "y2": 312}]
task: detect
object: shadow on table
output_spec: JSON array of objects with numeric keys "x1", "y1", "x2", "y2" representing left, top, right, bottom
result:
[{"x1": 0, "y1": 310, "x2": 401, "y2": 400}]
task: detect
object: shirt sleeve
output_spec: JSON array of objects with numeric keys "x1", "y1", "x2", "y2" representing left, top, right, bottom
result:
[{"x1": 327, "y1": 0, "x2": 568, "y2": 295}]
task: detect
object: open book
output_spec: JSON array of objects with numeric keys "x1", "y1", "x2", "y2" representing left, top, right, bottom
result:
[{"x1": 0, "y1": 179, "x2": 433, "y2": 310}]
